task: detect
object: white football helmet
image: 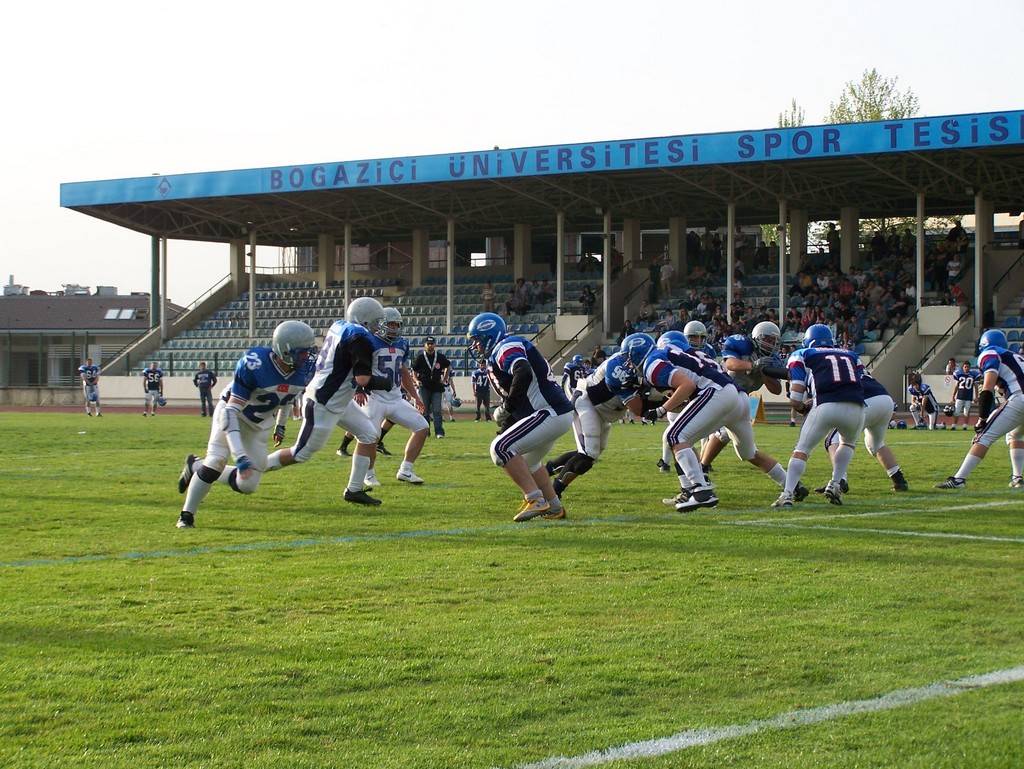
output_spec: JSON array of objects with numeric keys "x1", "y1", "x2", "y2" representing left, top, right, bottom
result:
[
  {"x1": 751, "y1": 321, "x2": 781, "y2": 356},
  {"x1": 382, "y1": 307, "x2": 403, "y2": 343},
  {"x1": 683, "y1": 320, "x2": 708, "y2": 348},
  {"x1": 272, "y1": 320, "x2": 317, "y2": 369},
  {"x1": 346, "y1": 296, "x2": 387, "y2": 337}
]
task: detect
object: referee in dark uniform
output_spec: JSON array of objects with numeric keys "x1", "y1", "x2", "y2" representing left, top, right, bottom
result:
[{"x1": 471, "y1": 358, "x2": 492, "y2": 421}]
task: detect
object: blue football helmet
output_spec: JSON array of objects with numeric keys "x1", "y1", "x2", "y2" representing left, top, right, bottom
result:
[
  {"x1": 979, "y1": 329, "x2": 1008, "y2": 351},
  {"x1": 156, "y1": 395, "x2": 167, "y2": 408},
  {"x1": 467, "y1": 312, "x2": 507, "y2": 358},
  {"x1": 571, "y1": 354, "x2": 584, "y2": 366},
  {"x1": 620, "y1": 333, "x2": 656, "y2": 370},
  {"x1": 803, "y1": 324, "x2": 834, "y2": 348},
  {"x1": 657, "y1": 330, "x2": 689, "y2": 351}
]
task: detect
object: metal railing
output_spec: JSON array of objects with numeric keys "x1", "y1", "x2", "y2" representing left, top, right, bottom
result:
[
  {"x1": 911, "y1": 305, "x2": 972, "y2": 372},
  {"x1": 863, "y1": 306, "x2": 919, "y2": 371}
]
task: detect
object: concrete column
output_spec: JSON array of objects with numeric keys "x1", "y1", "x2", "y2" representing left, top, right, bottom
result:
[
  {"x1": 974, "y1": 194, "x2": 992, "y2": 329},
  {"x1": 915, "y1": 193, "x2": 925, "y2": 313},
  {"x1": 840, "y1": 206, "x2": 859, "y2": 273},
  {"x1": 229, "y1": 239, "x2": 246, "y2": 290},
  {"x1": 622, "y1": 218, "x2": 641, "y2": 266},
  {"x1": 160, "y1": 238, "x2": 169, "y2": 342},
  {"x1": 343, "y1": 224, "x2": 352, "y2": 309},
  {"x1": 411, "y1": 228, "x2": 429, "y2": 288},
  {"x1": 726, "y1": 203, "x2": 735, "y2": 323},
  {"x1": 150, "y1": 236, "x2": 160, "y2": 326},
  {"x1": 669, "y1": 216, "x2": 687, "y2": 280},
  {"x1": 789, "y1": 208, "x2": 808, "y2": 273},
  {"x1": 603, "y1": 210, "x2": 612, "y2": 333},
  {"x1": 248, "y1": 232, "x2": 256, "y2": 342},
  {"x1": 556, "y1": 210, "x2": 565, "y2": 314},
  {"x1": 446, "y1": 218, "x2": 455, "y2": 333},
  {"x1": 778, "y1": 199, "x2": 788, "y2": 323},
  {"x1": 317, "y1": 234, "x2": 336, "y2": 290},
  {"x1": 513, "y1": 223, "x2": 531, "y2": 281}
]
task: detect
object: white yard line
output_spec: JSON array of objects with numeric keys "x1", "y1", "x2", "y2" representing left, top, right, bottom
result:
[
  {"x1": 731, "y1": 520, "x2": 1024, "y2": 544},
  {"x1": 506, "y1": 665, "x2": 1024, "y2": 769},
  {"x1": 735, "y1": 499, "x2": 1018, "y2": 525}
]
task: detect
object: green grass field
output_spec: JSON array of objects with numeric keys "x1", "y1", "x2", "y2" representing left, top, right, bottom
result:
[{"x1": 1, "y1": 412, "x2": 1021, "y2": 769}]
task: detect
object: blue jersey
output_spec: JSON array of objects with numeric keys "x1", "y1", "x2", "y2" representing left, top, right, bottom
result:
[
  {"x1": 488, "y1": 335, "x2": 573, "y2": 417},
  {"x1": 643, "y1": 347, "x2": 733, "y2": 393},
  {"x1": 861, "y1": 372, "x2": 889, "y2": 400},
  {"x1": 907, "y1": 381, "x2": 937, "y2": 406},
  {"x1": 698, "y1": 342, "x2": 718, "y2": 359},
  {"x1": 977, "y1": 346, "x2": 1024, "y2": 399},
  {"x1": 368, "y1": 334, "x2": 410, "y2": 396},
  {"x1": 471, "y1": 368, "x2": 490, "y2": 392},
  {"x1": 141, "y1": 368, "x2": 164, "y2": 391},
  {"x1": 561, "y1": 362, "x2": 586, "y2": 394},
  {"x1": 952, "y1": 368, "x2": 981, "y2": 402},
  {"x1": 78, "y1": 364, "x2": 100, "y2": 386},
  {"x1": 787, "y1": 347, "x2": 864, "y2": 405},
  {"x1": 220, "y1": 346, "x2": 313, "y2": 427},
  {"x1": 308, "y1": 320, "x2": 375, "y2": 412},
  {"x1": 720, "y1": 334, "x2": 781, "y2": 393},
  {"x1": 582, "y1": 352, "x2": 641, "y2": 409}
]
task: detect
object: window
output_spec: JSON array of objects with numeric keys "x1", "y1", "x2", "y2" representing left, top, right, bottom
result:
[
  {"x1": 103, "y1": 308, "x2": 120, "y2": 320},
  {"x1": 118, "y1": 308, "x2": 136, "y2": 320}
]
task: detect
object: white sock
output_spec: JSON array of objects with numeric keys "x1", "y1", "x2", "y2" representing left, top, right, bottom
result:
[
  {"x1": 546, "y1": 496, "x2": 563, "y2": 511},
  {"x1": 1011, "y1": 449, "x2": 1024, "y2": 477},
  {"x1": 348, "y1": 454, "x2": 371, "y2": 492},
  {"x1": 767, "y1": 463, "x2": 786, "y2": 487},
  {"x1": 183, "y1": 465, "x2": 215, "y2": 513},
  {"x1": 400, "y1": 460, "x2": 414, "y2": 473},
  {"x1": 525, "y1": 489, "x2": 543, "y2": 502},
  {"x1": 954, "y1": 453, "x2": 982, "y2": 480},
  {"x1": 265, "y1": 451, "x2": 284, "y2": 471},
  {"x1": 833, "y1": 444, "x2": 855, "y2": 483},
  {"x1": 785, "y1": 457, "x2": 806, "y2": 494},
  {"x1": 928, "y1": 412, "x2": 937, "y2": 429},
  {"x1": 674, "y1": 447, "x2": 706, "y2": 489},
  {"x1": 662, "y1": 440, "x2": 673, "y2": 466}
]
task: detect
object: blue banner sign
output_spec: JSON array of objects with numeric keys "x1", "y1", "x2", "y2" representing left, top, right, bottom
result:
[{"x1": 61, "y1": 110, "x2": 1024, "y2": 207}]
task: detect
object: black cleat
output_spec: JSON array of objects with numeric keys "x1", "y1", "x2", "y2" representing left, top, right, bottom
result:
[
  {"x1": 794, "y1": 482, "x2": 810, "y2": 502},
  {"x1": 344, "y1": 489, "x2": 383, "y2": 506},
  {"x1": 675, "y1": 486, "x2": 719, "y2": 512},
  {"x1": 177, "y1": 454, "x2": 197, "y2": 494},
  {"x1": 657, "y1": 458, "x2": 671, "y2": 473},
  {"x1": 377, "y1": 441, "x2": 392, "y2": 456},
  {"x1": 176, "y1": 511, "x2": 195, "y2": 529},
  {"x1": 936, "y1": 476, "x2": 965, "y2": 489},
  {"x1": 840, "y1": 478, "x2": 849, "y2": 494},
  {"x1": 891, "y1": 470, "x2": 909, "y2": 491}
]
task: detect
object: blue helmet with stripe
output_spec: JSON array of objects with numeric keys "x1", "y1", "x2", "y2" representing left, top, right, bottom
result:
[
  {"x1": 571, "y1": 354, "x2": 584, "y2": 366},
  {"x1": 803, "y1": 324, "x2": 834, "y2": 348},
  {"x1": 467, "y1": 312, "x2": 507, "y2": 358},
  {"x1": 620, "y1": 333, "x2": 656, "y2": 370},
  {"x1": 657, "y1": 330, "x2": 689, "y2": 351},
  {"x1": 979, "y1": 329, "x2": 1008, "y2": 351}
]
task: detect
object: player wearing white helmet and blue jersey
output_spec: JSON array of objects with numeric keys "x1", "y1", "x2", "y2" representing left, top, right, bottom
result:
[
  {"x1": 683, "y1": 320, "x2": 718, "y2": 359},
  {"x1": 773, "y1": 324, "x2": 866, "y2": 508},
  {"x1": 937, "y1": 329, "x2": 1024, "y2": 489},
  {"x1": 175, "y1": 320, "x2": 318, "y2": 529},
  {"x1": 468, "y1": 311, "x2": 574, "y2": 522}
]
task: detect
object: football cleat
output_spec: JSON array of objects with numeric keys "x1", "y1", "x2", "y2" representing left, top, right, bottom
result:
[
  {"x1": 363, "y1": 472, "x2": 382, "y2": 489},
  {"x1": 396, "y1": 469, "x2": 424, "y2": 484},
  {"x1": 656, "y1": 458, "x2": 671, "y2": 473},
  {"x1": 662, "y1": 489, "x2": 691, "y2": 506},
  {"x1": 336, "y1": 448, "x2": 350, "y2": 457},
  {"x1": 542, "y1": 506, "x2": 567, "y2": 520},
  {"x1": 772, "y1": 491, "x2": 794, "y2": 508},
  {"x1": 823, "y1": 482, "x2": 843, "y2": 506},
  {"x1": 891, "y1": 471, "x2": 909, "y2": 491},
  {"x1": 1009, "y1": 475, "x2": 1023, "y2": 489},
  {"x1": 675, "y1": 486, "x2": 719, "y2": 512},
  {"x1": 512, "y1": 498, "x2": 551, "y2": 522},
  {"x1": 344, "y1": 489, "x2": 382, "y2": 506},
  {"x1": 377, "y1": 441, "x2": 392, "y2": 456},
  {"x1": 175, "y1": 512, "x2": 195, "y2": 529},
  {"x1": 935, "y1": 476, "x2": 966, "y2": 489},
  {"x1": 794, "y1": 482, "x2": 810, "y2": 502},
  {"x1": 177, "y1": 454, "x2": 197, "y2": 494}
]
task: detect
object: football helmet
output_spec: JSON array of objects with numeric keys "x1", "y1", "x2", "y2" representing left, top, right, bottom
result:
[
  {"x1": 272, "y1": 320, "x2": 318, "y2": 370},
  {"x1": 657, "y1": 330, "x2": 689, "y2": 351},
  {"x1": 571, "y1": 354, "x2": 584, "y2": 366},
  {"x1": 979, "y1": 329, "x2": 1008, "y2": 350},
  {"x1": 803, "y1": 324, "x2": 834, "y2": 348},
  {"x1": 346, "y1": 297, "x2": 387, "y2": 337},
  {"x1": 156, "y1": 395, "x2": 167, "y2": 407},
  {"x1": 620, "y1": 332, "x2": 656, "y2": 370},
  {"x1": 683, "y1": 320, "x2": 708, "y2": 348},
  {"x1": 896, "y1": 420, "x2": 908, "y2": 429},
  {"x1": 751, "y1": 321, "x2": 781, "y2": 356},
  {"x1": 382, "y1": 307, "x2": 403, "y2": 343},
  {"x1": 942, "y1": 404, "x2": 955, "y2": 417},
  {"x1": 467, "y1": 312, "x2": 507, "y2": 358}
]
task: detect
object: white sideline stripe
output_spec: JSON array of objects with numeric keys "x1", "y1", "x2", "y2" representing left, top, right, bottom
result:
[
  {"x1": 507, "y1": 665, "x2": 1024, "y2": 769},
  {"x1": 733, "y1": 521, "x2": 1024, "y2": 544},
  {"x1": 738, "y1": 499, "x2": 1018, "y2": 525}
]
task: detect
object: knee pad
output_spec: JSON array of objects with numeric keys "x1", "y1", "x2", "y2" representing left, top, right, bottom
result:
[
  {"x1": 197, "y1": 463, "x2": 222, "y2": 483},
  {"x1": 909, "y1": 403, "x2": 921, "y2": 414},
  {"x1": 565, "y1": 452, "x2": 595, "y2": 476},
  {"x1": 228, "y1": 469, "x2": 261, "y2": 494}
]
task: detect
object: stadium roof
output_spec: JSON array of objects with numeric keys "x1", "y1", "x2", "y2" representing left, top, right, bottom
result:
[{"x1": 61, "y1": 110, "x2": 1024, "y2": 245}]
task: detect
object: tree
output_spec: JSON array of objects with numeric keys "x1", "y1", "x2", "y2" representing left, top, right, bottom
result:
[
  {"x1": 827, "y1": 68, "x2": 919, "y2": 124},
  {"x1": 777, "y1": 98, "x2": 806, "y2": 128}
]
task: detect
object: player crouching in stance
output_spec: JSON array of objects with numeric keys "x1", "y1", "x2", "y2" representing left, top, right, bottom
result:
[
  {"x1": 358, "y1": 307, "x2": 429, "y2": 488},
  {"x1": 937, "y1": 329, "x2": 1024, "y2": 490},
  {"x1": 468, "y1": 312, "x2": 574, "y2": 522},
  {"x1": 907, "y1": 372, "x2": 939, "y2": 430},
  {"x1": 633, "y1": 333, "x2": 791, "y2": 511},
  {"x1": 175, "y1": 320, "x2": 317, "y2": 528},
  {"x1": 545, "y1": 350, "x2": 644, "y2": 497},
  {"x1": 818, "y1": 372, "x2": 909, "y2": 494},
  {"x1": 774, "y1": 324, "x2": 866, "y2": 508}
]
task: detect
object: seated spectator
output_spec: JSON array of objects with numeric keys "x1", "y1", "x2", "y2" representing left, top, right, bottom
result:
[
  {"x1": 950, "y1": 282, "x2": 967, "y2": 305},
  {"x1": 591, "y1": 346, "x2": 607, "y2": 365},
  {"x1": 536, "y1": 279, "x2": 554, "y2": 305},
  {"x1": 637, "y1": 299, "x2": 653, "y2": 323},
  {"x1": 687, "y1": 264, "x2": 708, "y2": 285},
  {"x1": 617, "y1": 320, "x2": 636, "y2": 345}
]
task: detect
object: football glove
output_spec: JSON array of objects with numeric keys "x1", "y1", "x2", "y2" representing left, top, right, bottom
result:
[
  {"x1": 644, "y1": 406, "x2": 667, "y2": 422},
  {"x1": 236, "y1": 455, "x2": 254, "y2": 473},
  {"x1": 273, "y1": 424, "x2": 286, "y2": 447},
  {"x1": 974, "y1": 418, "x2": 988, "y2": 434}
]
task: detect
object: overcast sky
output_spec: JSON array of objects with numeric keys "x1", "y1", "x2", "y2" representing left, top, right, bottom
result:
[{"x1": 2, "y1": 0, "x2": 1020, "y2": 303}]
